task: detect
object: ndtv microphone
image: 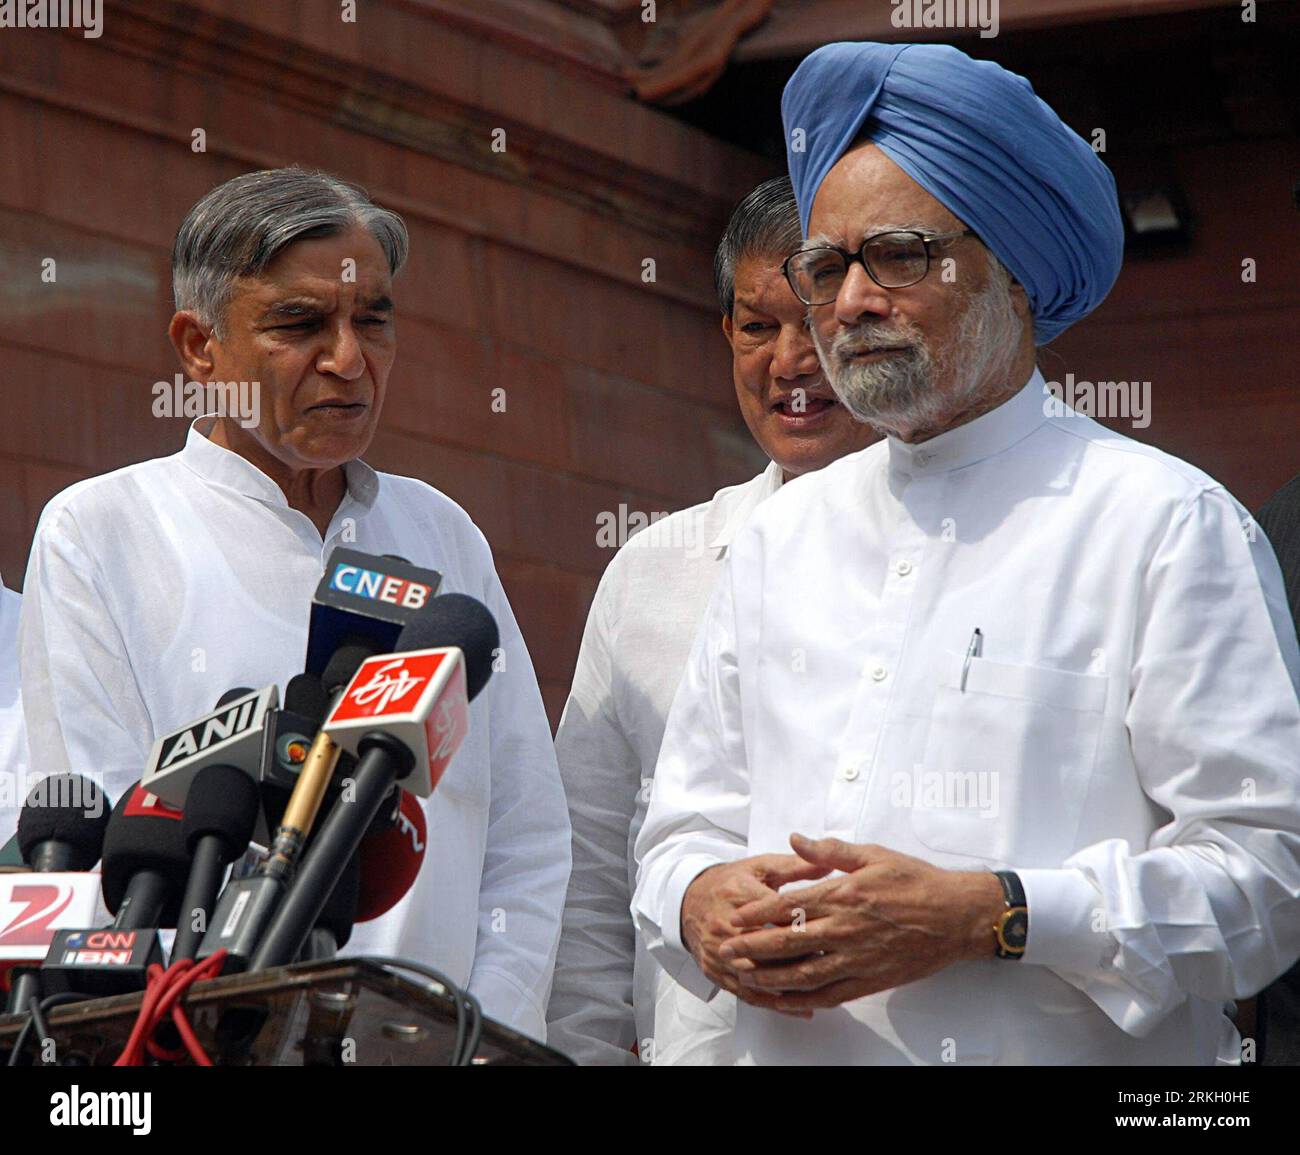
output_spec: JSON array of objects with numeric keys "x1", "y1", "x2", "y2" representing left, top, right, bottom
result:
[
  {"x1": 248, "y1": 596, "x2": 498, "y2": 971},
  {"x1": 356, "y1": 789, "x2": 427, "y2": 923}
]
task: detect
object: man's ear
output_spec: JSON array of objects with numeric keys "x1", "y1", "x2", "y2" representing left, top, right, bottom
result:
[
  {"x1": 721, "y1": 312, "x2": 735, "y2": 350},
  {"x1": 168, "y1": 311, "x2": 215, "y2": 382},
  {"x1": 1008, "y1": 278, "x2": 1032, "y2": 320}
]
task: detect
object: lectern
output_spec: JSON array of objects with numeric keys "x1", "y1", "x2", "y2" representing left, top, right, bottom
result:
[{"x1": 0, "y1": 958, "x2": 573, "y2": 1066}]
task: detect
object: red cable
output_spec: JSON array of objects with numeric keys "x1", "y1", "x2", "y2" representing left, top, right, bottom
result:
[{"x1": 113, "y1": 951, "x2": 228, "y2": 1066}]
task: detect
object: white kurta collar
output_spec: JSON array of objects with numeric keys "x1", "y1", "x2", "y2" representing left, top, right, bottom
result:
[
  {"x1": 180, "y1": 414, "x2": 380, "y2": 510},
  {"x1": 887, "y1": 367, "x2": 1047, "y2": 477},
  {"x1": 708, "y1": 459, "x2": 784, "y2": 551}
]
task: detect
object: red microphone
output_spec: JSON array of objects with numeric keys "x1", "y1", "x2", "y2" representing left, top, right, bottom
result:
[{"x1": 357, "y1": 790, "x2": 426, "y2": 922}]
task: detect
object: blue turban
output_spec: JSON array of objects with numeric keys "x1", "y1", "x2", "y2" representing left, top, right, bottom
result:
[{"x1": 781, "y1": 42, "x2": 1123, "y2": 344}]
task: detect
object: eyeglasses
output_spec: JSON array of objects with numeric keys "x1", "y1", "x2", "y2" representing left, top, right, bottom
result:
[{"x1": 782, "y1": 229, "x2": 976, "y2": 305}]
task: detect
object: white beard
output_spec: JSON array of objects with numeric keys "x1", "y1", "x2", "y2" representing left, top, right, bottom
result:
[{"x1": 813, "y1": 261, "x2": 1022, "y2": 436}]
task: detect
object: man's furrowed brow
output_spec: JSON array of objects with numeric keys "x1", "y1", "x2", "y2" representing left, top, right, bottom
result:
[
  {"x1": 259, "y1": 297, "x2": 327, "y2": 321},
  {"x1": 361, "y1": 295, "x2": 394, "y2": 312}
]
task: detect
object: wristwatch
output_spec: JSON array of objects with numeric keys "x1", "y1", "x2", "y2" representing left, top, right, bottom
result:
[{"x1": 992, "y1": 870, "x2": 1028, "y2": 959}]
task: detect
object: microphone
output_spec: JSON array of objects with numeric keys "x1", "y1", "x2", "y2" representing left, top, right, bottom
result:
[
  {"x1": 304, "y1": 547, "x2": 443, "y2": 678},
  {"x1": 3, "y1": 776, "x2": 111, "y2": 1014},
  {"x1": 298, "y1": 852, "x2": 360, "y2": 962},
  {"x1": 356, "y1": 788, "x2": 426, "y2": 923},
  {"x1": 247, "y1": 595, "x2": 498, "y2": 971},
  {"x1": 196, "y1": 649, "x2": 386, "y2": 969},
  {"x1": 39, "y1": 784, "x2": 186, "y2": 996},
  {"x1": 259, "y1": 673, "x2": 389, "y2": 839},
  {"x1": 100, "y1": 785, "x2": 190, "y2": 930},
  {"x1": 171, "y1": 765, "x2": 261, "y2": 963},
  {"x1": 15, "y1": 774, "x2": 111, "y2": 873},
  {"x1": 142, "y1": 686, "x2": 279, "y2": 813}
]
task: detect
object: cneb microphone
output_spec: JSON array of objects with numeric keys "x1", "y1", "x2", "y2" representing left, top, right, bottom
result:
[
  {"x1": 247, "y1": 594, "x2": 498, "y2": 971},
  {"x1": 304, "y1": 547, "x2": 443, "y2": 678}
]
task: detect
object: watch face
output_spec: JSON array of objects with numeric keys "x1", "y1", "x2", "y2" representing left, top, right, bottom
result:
[{"x1": 1002, "y1": 908, "x2": 1028, "y2": 950}]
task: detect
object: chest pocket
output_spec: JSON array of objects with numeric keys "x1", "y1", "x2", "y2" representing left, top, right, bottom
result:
[{"x1": 909, "y1": 652, "x2": 1107, "y2": 866}]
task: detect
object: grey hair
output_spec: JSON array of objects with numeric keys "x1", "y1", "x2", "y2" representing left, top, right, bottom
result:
[
  {"x1": 171, "y1": 167, "x2": 409, "y2": 335},
  {"x1": 713, "y1": 175, "x2": 802, "y2": 317}
]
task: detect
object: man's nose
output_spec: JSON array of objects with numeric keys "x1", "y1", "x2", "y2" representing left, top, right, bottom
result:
[
  {"x1": 770, "y1": 324, "x2": 821, "y2": 381},
  {"x1": 320, "y1": 321, "x2": 366, "y2": 379},
  {"x1": 834, "y1": 261, "x2": 892, "y2": 327}
]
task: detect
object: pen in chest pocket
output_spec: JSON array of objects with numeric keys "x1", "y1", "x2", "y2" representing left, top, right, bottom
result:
[{"x1": 960, "y1": 628, "x2": 983, "y2": 692}]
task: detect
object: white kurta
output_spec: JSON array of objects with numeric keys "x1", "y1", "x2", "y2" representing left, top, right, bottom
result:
[
  {"x1": 13, "y1": 418, "x2": 570, "y2": 1041},
  {"x1": 0, "y1": 577, "x2": 27, "y2": 786},
  {"x1": 547, "y1": 461, "x2": 783, "y2": 1065},
  {"x1": 634, "y1": 370, "x2": 1300, "y2": 1065}
]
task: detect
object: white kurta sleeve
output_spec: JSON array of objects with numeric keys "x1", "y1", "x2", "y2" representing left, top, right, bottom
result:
[
  {"x1": 16, "y1": 506, "x2": 155, "y2": 822},
  {"x1": 632, "y1": 552, "x2": 752, "y2": 1003},
  {"x1": 545, "y1": 565, "x2": 642, "y2": 1066},
  {"x1": 466, "y1": 537, "x2": 571, "y2": 1043},
  {"x1": 1020, "y1": 485, "x2": 1300, "y2": 1036}
]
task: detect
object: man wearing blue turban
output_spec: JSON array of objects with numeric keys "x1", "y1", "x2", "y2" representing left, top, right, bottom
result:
[{"x1": 633, "y1": 42, "x2": 1300, "y2": 1065}]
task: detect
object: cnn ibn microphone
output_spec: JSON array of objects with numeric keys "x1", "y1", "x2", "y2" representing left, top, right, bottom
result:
[
  {"x1": 247, "y1": 593, "x2": 498, "y2": 971},
  {"x1": 39, "y1": 784, "x2": 188, "y2": 997},
  {"x1": 3, "y1": 775, "x2": 111, "y2": 1016}
]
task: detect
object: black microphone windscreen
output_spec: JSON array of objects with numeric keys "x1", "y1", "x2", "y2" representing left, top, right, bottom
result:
[
  {"x1": 323, "y1": 644, "x2": 376, "y2": 694},
  {"x1": 284, "y1": 672, "x2": 330, "y2": 725},
  {"x1": 100, "y1": 785, "x2": 191, "y2": 925},
  {"x1": 182, "y1": 765, "x2": 261, "y2": 860},
  {"x1": 396, "y1": 593, "x2": 499, "y2": 701},
  {"x1": 315, "y1": 851, "x2": 361, "y2": 948},
  {"x1": 215, "y1": 686, "x2": 256, "y2": 708},
  {"x1": 16, "y1": 775, "x2": 111, "y2": 870}
]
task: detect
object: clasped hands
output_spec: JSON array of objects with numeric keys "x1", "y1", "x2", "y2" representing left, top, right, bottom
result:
[{"x1": 679, "y1": 833, "x2": 1005, "y2": 1016}]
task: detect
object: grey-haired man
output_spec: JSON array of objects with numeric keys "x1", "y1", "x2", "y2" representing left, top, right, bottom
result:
[
  {"x1": 546, "y1": 177, "x2": 876, "y2": 1065},
  {"x1": 12, "y1": 168, "x2": 570, "y2": 1041}
]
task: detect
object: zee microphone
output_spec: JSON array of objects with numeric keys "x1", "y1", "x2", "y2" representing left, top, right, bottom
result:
[{"x1": 4, "y1": 776, "x2": 111, "y2": 1015}]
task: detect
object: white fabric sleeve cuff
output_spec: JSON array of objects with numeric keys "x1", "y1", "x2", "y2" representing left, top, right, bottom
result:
[
  {"x1": 641, "y1": 854, "x2": 728, "y2": 1004},
  {"x1": 1019, "y1": 867, "x2": 1112, "y2": 971}
]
